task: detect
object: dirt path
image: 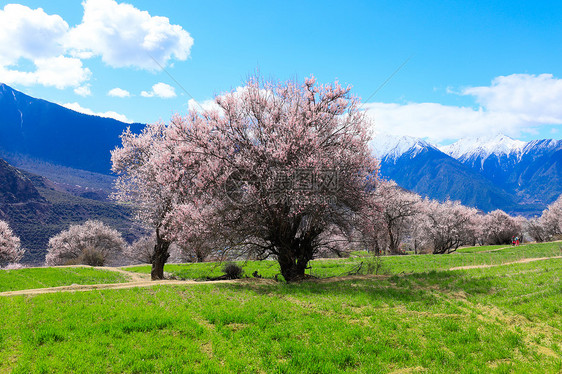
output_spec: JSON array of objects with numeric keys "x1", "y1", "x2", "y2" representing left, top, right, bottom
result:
[
  {"x1": 0, "y1": 265, "x2": 240, "y2": 297},
  {"x1": 481, "y1": 245, "x2": 513, "y2": 253},
  {"x1": 449, "y1": 256, "x2": 562, "y2": 270},
  {"x1": 0, "y1": 279, "x2": 240, "y2": 297},
  {"x1": 455, "y1": 244, "x2": 521, "y2": 254},
  {"x1": 96, "y1": 266, "x2": 150, "y2": 282}
]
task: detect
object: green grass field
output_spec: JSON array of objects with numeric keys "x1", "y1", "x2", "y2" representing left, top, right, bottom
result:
[
  {"x1": 0, "y1": 267, "x2": 129, "y2": 292},
  {"x1": 0, "y1": 242, "x2": 560, "y2": 373}
]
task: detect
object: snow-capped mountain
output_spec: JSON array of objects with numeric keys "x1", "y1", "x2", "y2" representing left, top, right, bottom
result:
[
  {"x1": 522, "y1": 138, "x2": 561, "y2": 154},
  {"x1": 440, "y1": 134, "x2": 526, "y2": 164},
  {"x1": 370, "y1": 132, "x2": 561, "y2": 215},
  {"x1": 370, "y1": 133, "x2": 520, "y2": 213},
  {"x1": 442, "y1": 135, "x2": 562, "y2": 207},
  {"x1": 369, "y1": 133, "x2": 437, "y2": 161}
]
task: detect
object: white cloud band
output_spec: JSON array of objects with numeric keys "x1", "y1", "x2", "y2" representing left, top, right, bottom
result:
[
  {"x1": 365, "y1": 74, "x2": 562, "y2": 142},
  {"x1": 62, "y1": 102, "x2": 132, "y2": 123}
]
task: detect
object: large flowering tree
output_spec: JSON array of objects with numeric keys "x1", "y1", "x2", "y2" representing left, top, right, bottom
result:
[
  {"x1": 482, "y1": 210, "x2": 524, "y2": 245},
  {"x1": 113, "y1": 75, "x2": 378, "y2": 281},
  {"x1": 112, "y1": 123, "x2": 178, "y2": 279},
  {"x1": 539, "y1": 195, "x2": 562, "y2": 241}
]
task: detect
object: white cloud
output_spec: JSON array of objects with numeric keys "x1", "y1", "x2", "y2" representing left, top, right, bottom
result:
[
  {"x1": 0, "y1": 5, "x2": 89, "y2": 89},
  {"x1": 0, "y1": 4, "x2": 68, "y2": 66},
  {"x1": 62, "y1": 102, "x2": 132, "y2": 123},
  {"x1": 108, "y1": 87, "x2": 131, "y2": 98},
  {"x1": 187, "y1": 98, "x2": 220, "y2": 112},
  {"x1": 141, "y1": 82, "x2": 176, "y2": 98},
  {"x1": 66, "y1": 0, "x2": 194, "y2": 70},
  {"x1": 0, "y1": 2, "x2": 194, "y2": 90},
  {"x1": 0, "y1": 56, "x2": 91, "y2": 89},
  {"x1": 364, "y1": 74, "x2": 562, "y2": 143},
  {"x1": 74, "y1": 85, "x2": 91, "y2": 97},
  {"x1": 364, "y1": 102, "x2": 521, "y2": 142},
  {"x1": 461, "y1": 74, "x2": 562, "y2": 124}
]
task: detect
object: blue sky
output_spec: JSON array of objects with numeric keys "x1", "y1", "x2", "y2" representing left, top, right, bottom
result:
[{"x1": 1, "y1": 0, "x2": 561, "y2": 144}]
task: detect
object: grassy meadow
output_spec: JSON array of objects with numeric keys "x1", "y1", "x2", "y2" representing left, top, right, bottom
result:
[
  {"x1": 0, "y1": 267, "x2": 128, "y2": 293},
  {"x1": 0, "y1": 242, "x2": 561, "y2": 373}
]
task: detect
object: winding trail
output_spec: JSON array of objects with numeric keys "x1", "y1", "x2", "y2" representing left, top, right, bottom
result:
[
  {"x1": 0, "y1": 279, "x2": 237, "y2": 297},
  {"x1": 96, "y1": 266, "x2": 150, "y2": 282},
  {"x1": 449, "y1": 255, "x2": 562, "y2": 270},
  {"x1": 0, "y1": 265, "x2": 237, "y2": 297},
  {"x1": 2, "y1": 255, "x2": 561, "y2": 297}
]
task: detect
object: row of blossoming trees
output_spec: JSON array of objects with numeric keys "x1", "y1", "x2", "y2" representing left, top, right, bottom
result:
[
  {"x1": 359, "y1": 180, "x2": 557, "y2": 255},
  {"x1": 2, "y1": 192, "x2": 561, "y2": 271},
  {"x1": 2, "y1": 76, "x2": 562, "y2": 280}
]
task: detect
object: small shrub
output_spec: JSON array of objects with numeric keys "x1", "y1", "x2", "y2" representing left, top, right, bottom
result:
[
  {"x1": 78, "y1": 247, "x2": 106, "y2": 267},
  {"x1": 252, "y1": 270, "x2": 262, "y2": 278},
  {"x1": 222, "y1": 262, "x2": 243, "y2": 279},
  {"x1": 364, "y1": 254, "x2": 388, "y2": 275},
  {"x1": 3, "y1": 263, "x2": 25, "y2": 270}
]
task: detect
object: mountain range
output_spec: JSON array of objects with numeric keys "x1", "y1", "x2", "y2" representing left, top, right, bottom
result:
[{"x1": 370, "y1": 133, "x2": 562, "y2": 216}]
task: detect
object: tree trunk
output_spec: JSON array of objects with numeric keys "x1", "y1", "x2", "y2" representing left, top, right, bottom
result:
[
  {"x1": 388, "y1": 227, "x2": 404, "y2": 255},
  {"x1": 151, "y1": 231, "x2": 170, "y2": 280},
  {"x1": 278, "y1": 256, "x2": 308, "y2": 282},
  {"x1": 195, "y1": 249, "x2": 205, "y2": 263},
  {"x1": 277, "y1": 242, "x2": 313, "y2": 283},
  {"x1": 272, "y1": 217, "x2": 319, "y2": 282}
]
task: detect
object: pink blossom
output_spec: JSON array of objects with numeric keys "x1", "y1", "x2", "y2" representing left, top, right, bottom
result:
[{"x1": 0, "y1": 220, "x2": 24, "y2": 267}]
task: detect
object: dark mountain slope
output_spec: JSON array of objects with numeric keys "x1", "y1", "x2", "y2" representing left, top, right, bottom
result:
[
  {"x1": 0, "y1": 158, "x2": 44, "y2": 204},
  {"x1": 516, "y1": 140, "x2": 562, "y2": 205},
  {"x1": 0, "y1": 158, "x2": 145, "y2": 264},
  {"x1": 0, "y1": 83, "x2": 144, "y2": 174},
  {"x1": 445, "y1": 138, "x2": 562, "y2": 207}
]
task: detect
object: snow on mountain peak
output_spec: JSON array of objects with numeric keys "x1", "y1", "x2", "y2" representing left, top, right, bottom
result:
[
  {"x1": 440, "y1": 134, "x2": 526, "y2": 161},
  {"x1": 369, "y1": 133, "x2": 434, "y2": 160},
  {"x1": 523, "y1": 138, "x2": 561, "y2": 153}
]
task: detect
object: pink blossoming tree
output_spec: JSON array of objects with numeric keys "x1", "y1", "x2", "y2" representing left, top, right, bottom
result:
[
  {"x1": 45, "y1": 220, "x2": 126, "y2": 266},
  {"x1": 0, "y1": 220, "x2": 24, "y2": 267},
  {"x1": 360, "y1": 180, "x2": 422, "y2": 254},
  {"x1": 482, "y1": 210, "x2": 524, "y2": 245},
  {"x1": 415, "y1": 199, "x2": 480, "y2": 254},
  {"x1": 539, "y1": 195, "x2": 562, "y2": 241},
  {"x1": 114, "y1": 75, "x2": 378, "y2": 282},
  {"x1": 112, "y1": 123, "x2": 178, "y2": 279},
  {"x1": 525, "y1": 218, "x2": 547, "y2": 243}
]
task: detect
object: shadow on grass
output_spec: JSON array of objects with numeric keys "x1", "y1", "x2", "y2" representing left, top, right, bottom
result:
[{"x1": 212, "y1": 269, "x2": 498, "y2": 305}]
